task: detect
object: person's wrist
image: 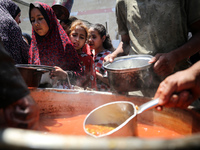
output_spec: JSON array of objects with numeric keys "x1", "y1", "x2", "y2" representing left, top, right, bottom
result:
[
  {"x1": 111, "y1": 52, "x2": 117, "y2": 59},
  {"x1": 169, "y1": 50, "x2": 180, "y2": 64},
  {"x1": 189, "y1": 62, "x2": 200, "y2": 79}
]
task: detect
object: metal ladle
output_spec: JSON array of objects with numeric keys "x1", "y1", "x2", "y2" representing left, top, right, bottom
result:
[{"x1": 83, "y1": 98, "x2": 159, "y2": 138}]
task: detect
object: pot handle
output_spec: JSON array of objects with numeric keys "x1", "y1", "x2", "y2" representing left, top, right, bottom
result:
[
  {"x1": 137, "y1": 98, "x2": 159, "y2": 114},
  {"x1": 36, "y1": 68, "x2": 49, "y2": 73}
]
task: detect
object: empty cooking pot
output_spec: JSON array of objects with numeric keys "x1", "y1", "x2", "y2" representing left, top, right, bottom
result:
[
  {"x1": 103, "y1": 55, "x2": 155, "y2": 93},
  {"x1": 83, "y1": 98, "x2": 159, "y2": 138},
  {"x1": 52, "y1": 0, "x2": 74, "y2": 20},
  {"x1": 15, "y1": 64, "x2": 54, "y2": 88}
]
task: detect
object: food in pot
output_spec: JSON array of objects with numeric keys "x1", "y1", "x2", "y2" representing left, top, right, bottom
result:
[{"x1": 85, "y1": 124, "x2": 118, "y2": 136}]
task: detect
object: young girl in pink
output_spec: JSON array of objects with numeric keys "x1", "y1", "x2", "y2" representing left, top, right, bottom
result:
[
  {"x1": 29, "y1": 2, "x2": 82, "y2": 89},
  {"x1": 88, "y1": 23, "x2": 114, "y2": 91},
  {"x1": 68, "y1": 20, "x2": 96, "y2": 90}
]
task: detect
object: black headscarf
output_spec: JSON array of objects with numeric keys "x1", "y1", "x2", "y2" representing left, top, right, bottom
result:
[
  {"x1": 9, "y1": 2, "x2": 21, "y2": 19},
  {"x1": 0, "y1": 0, "x2": 29, "y2": 64}
]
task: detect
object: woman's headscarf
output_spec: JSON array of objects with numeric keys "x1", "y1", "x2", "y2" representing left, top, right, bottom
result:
[
  {"x1": 4, "y1": 0, "x2": 21, "y2": 19},
  {"x1": 0, "y1": 0, "x2": 29, "y2": 64},
  {"x1": 29, "y1": 2, "x2": 82, "y2": 73}
]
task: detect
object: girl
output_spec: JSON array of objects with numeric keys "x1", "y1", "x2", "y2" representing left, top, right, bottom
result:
[
  {"x1": 60, "y1": 16, "x2": 92, "y2": 57},
  {"x1": 29, "y1": 2, "x2": 82, "y2": 88},
  {"x1": 68, "y1": 20, "x2": 96, "y2": 90},
  {"x1": 88, "y1": 23, "x2": 113, "y2": 91}
]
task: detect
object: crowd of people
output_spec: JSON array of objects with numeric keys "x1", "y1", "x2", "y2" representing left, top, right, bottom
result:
[{"x1": 0, "y1": 0, "x2": 200, "y2": 129}]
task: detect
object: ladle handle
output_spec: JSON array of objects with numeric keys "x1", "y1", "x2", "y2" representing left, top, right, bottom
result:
[{"x1": 137, "y1": 98, "x2": 159, "y2": 114}]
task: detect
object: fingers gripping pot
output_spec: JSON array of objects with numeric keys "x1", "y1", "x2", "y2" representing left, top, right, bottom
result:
[{"x1": 103, "y1": 55, "x2": 154, "y2": 93}]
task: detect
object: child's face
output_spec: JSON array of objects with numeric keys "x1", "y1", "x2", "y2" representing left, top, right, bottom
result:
[
  {"x1": 88, "y1": 28, "x2": 103, "y2": 50},
  {"x1": 69, "y1": 26, "x2": 87, "y2": 50},
  {"x1": 30, "y1": 8, "x2": 49, "y2": 36}
]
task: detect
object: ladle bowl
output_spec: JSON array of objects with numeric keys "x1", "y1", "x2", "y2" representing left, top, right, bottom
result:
[{"x1": 83, "y1": 99, "x2": 159, "y2": 138}]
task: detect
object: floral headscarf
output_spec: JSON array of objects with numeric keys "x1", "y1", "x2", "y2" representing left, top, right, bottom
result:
[{"x1": 29, "y1": 2, "x2": 82, "y2": 74}]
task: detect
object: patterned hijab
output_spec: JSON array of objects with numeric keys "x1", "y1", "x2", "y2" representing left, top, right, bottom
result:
[
  {"x1": 0, "y1": 0, "x2": 29, "y2": 64},
  {"x1": 29, "y1": 2, "x2": 82, "y2": 72},
  {"x1": 6, "y1": 1, "x2": 21, "y2": 19}
]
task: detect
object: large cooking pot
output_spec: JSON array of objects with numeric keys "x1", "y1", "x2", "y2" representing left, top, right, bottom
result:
[
  {"x1": 52, "y1": 0, "x2": 74, "y2": 20},
  {"x1": 15, "y1": 64, "x2": 54, "y2": 88},
  {"x1": 103, "y1": 55, "x2": 156, "y2": 93}
]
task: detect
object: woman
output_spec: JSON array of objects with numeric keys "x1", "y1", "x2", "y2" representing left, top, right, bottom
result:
[
  {"x1": 29, "y1": 2, "x2": 82, "y2": 88},
  {"x1": 0, "y1": 0, "x2": 29, "y2": 64},
  {"x1": 8, "y1": 0, "x2": 21, "y2": 25}
]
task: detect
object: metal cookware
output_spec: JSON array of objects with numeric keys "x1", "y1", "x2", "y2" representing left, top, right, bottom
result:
[
  {"x1": 52, "y1": 0, "x2": 74, "y2": 20},
  {"x1": 83, "y1": 98, "x2": 159, "y2": 138},
  {"x1": 103, "y1": 55, "x2": 155, "y2": 93},
  {"x1": 15, "y1": 64, "x2": 54, "y2": 88}
]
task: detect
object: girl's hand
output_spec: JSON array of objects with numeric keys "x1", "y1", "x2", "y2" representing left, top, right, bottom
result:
[
  {"x1": 50, "y1": 66, "x2": 68, "y2": 80},
  {"x1": 104, "y1": 53, "x2": 115, "y2": 63},
  {"x1": 149, "y1": 52, "x2": 177, "y2": 77}
]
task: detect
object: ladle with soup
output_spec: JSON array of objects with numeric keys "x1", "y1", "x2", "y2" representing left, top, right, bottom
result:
[{"x1": 83, "y1": 98, "x2": 159, "y2": 138}]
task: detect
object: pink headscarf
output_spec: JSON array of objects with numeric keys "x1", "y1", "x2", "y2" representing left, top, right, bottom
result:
[{"x1": 29, "y1": 2, "x2": 82, "y2": 74}]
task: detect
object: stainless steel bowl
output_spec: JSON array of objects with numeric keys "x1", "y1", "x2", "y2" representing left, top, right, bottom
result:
[{"x1": 103, "y1": 55, "x2": 155, "y2": 93}]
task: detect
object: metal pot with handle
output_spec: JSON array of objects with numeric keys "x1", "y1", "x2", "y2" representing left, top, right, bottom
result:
[
  {"x1": 52, "y1": 0, "x2": 74, "y2": 20},
  {"x1": 83, "y1": 98, "x2": 159, "y2": 138},
  {"x1": 15, "y1": 64, "x2": 54, "y2": 88},
  {"x1": 103, "y1": 55, "x2": 157, "y2": 94}
]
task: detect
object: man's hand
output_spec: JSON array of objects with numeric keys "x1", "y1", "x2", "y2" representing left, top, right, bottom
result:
[
  {"x1": 149, "y1": 52, "x2": 177, "y2": 77},
  {"x1": 154, "y1": 62, "x2": 200, "y2": 110}
]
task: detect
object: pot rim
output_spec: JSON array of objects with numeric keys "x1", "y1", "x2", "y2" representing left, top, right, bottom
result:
[
  {"x1": 15, "y1": 64, "x2": 54, "y2": 71},
  {"x1": 103, "y1": 55, "x2": 153, "y2": 72}
]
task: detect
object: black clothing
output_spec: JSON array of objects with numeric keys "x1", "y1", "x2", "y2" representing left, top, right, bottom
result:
[{"x1": 0, "y1": 40, "x2": 29, "y2": 108}]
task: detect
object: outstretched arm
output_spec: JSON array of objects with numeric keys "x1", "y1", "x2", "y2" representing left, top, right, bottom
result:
[{"x1": 104, "y1": 34, "x2": 130, "y2": 62}]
